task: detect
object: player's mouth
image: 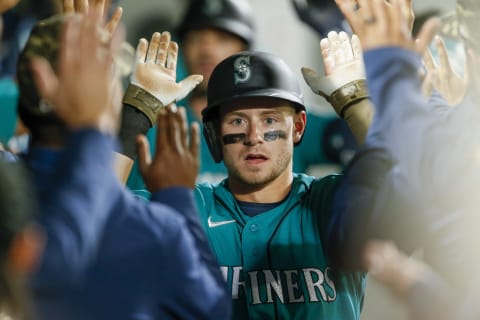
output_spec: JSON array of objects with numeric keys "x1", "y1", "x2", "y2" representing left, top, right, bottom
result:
[{"x1": 244, "y1": 153, "x2": 268, "y2": 165}]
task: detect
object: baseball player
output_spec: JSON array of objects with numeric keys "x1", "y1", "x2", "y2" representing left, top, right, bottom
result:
[
  {"x1": 130, "y1": 50, "x2": 367, "y2": 319},
  {"x1": 121, "y1": 0, "x2": 359, "y2": 196},
  {"x1": 18, "y1": 10, "x2": 230, "y2": 319}
]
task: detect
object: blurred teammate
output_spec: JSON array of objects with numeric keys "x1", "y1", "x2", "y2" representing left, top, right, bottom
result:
[
  {"x1": 19, "y1": 7, "x2": 230, "y2": 319},
  {"x1": 326, "y1": 0, "x2": 480, "y2": 318}
]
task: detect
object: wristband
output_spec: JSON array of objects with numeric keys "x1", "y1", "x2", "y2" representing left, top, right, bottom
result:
[
  {"x1": 122, "y1": 84, "x2": 164, "y2": 126},
  {"x1": 328, "y1": 80, "x2": 370, "y2": 118},
  {"x1": 117, "y1": 105, "x2": 151, "y2": 159}
]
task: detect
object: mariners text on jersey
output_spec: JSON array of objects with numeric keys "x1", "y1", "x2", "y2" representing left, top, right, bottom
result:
[{"x1": 221, "y1": 265, "x2": 337, "y2": 304}]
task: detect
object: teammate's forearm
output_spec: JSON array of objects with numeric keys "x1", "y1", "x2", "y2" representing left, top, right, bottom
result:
[
  {"x1": 115, "y1": 103, "x2": 151, "y2": 183},
  {"x1": 117, "y1": 104, "x2": 151, "y2": 159},
  {"x1": 152, "y1": 188, "x2": 228, "y2": 289},
  {"x1": 342, "y1": 99, "x2": 374, "y2": 145}
]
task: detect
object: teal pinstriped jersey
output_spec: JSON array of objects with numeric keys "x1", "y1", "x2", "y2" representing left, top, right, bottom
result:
[{"x1": 195, "y1": 173, "x2": 366, "y2": 320}]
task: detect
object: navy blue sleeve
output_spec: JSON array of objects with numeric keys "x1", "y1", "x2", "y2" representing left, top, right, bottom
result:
[
  {"x1": 151, "y1": 188, "x2": 231, "y2": 319},
  {"x1": 326, "y1": 48, "x2": 451, "y2": 270},
  {"x1": 33, "y1": 129, "x2": 118, "y2": 289},
  {"x1": 326, "y1": 147, "x2": 430, "y2": 270}
]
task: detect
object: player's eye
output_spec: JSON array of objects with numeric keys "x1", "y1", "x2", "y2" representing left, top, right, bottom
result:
[
  {"x1": 264, "y1": 117, "x2": 277, "y2": 125},
  {"x1": 230, "y1": 118, "x2": 245, "y2": 126}
]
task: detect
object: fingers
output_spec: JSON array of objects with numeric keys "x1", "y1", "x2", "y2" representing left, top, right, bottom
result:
[
  {"x1": 328, "y1": 31, "x2": 343, "y2": 66},
  {"x1": 146, "y1": 32, "x2": 161, "y2": 64},
  {"x1": 415, "y1": 17, "x2": 440, "y2": 55},
  {"x1": 393, "y1": 0, "x2": 411, "y2": 40},
  {"x1": 63, "y1": 0, "x2": 74, "y2": 14},
  {"x1": 137, "y1": 135, "x2": 152, "y2": 176},
  {"x1": 109, "y1": 22, "x2": 125, "y2": 61},
  {"x1": 167, "y1": 105, "x2": 183, "y2": 154},
  {"x1": 76, "y1": 0, "x2": 88, "y2": 13},
  {"x1": 339, "y1": 31, "x2": 354, "y2": 62},
  {"x1": 136, "y1": 38, "x2": 148, "y2": 63},
  {"x1": 166, "y1": 41, "x2": 178, "y2": 72},
  {"x1": 80, "y1": 8, "x2": 108, "y2": 69},
  {"x1": 422, "y1": 46, "x2": 436, "y2": 73},
  {"x1": 357, "y1": 0, "x2": 374, "y2": 23},
  {"x1": 176, "y1": 75, "x2": 204, "y2": 101},
  {"x1": 93, "y1": 0, "x2": 105, "y2": 18},
  {"x1": 402, "y1": 0, "x2": 415, "y2": 32},
  {"x1": 156, "y1": 32, "x2": 171, "y2": 66},
  {"x1": 435, "y1": 36, "x2": 452, "y2": 74},
  {"x1": 178, "y1": 107, "x2": 188, "y2": 149},
  {"x1": 59, "y1": 17, "x2": 81, "y2": 78},
  {"x1": 336, "y1": 0, "x2": 363, "y2": 35},
  {"x1": 320, "y1": 38, "x2": 335, "y2": 75},
  {"x1": 371, "y1": 0, "x2": 387, "y2": 34},
  {"x1": 351, "y1": 34, "x2": 362, "y2": 59},
  {"x1": 105, "y1": 6, "x2": 123, "y2": 36}
]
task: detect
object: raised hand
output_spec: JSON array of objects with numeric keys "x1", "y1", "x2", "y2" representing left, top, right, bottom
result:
[
  {"x1": 301, "y1": 31, "x2": 365, "y2": 115},
  {"x1": 30, "y1": 9, "x2": 124, "y2": 133},
  {"x1": 336, "y1": 0, "x2": 438, "y2": 54},
  {"x1": 422, "y1": 36, "x2": 466, "y2": 105},
  {"x1": 137, "y1": 105, "x2": 200, "y2": 191},
  {"x1": 63, "y1": 0, "x2": 123, "y2": 36},
  {"x1": 131, "y1": 32, "x2": 203, "y2": 107}
]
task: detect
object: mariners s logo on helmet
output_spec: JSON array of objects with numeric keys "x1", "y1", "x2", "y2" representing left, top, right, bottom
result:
[{"x1": 234, "y1": 56, "x2": 251, "y2": 84}]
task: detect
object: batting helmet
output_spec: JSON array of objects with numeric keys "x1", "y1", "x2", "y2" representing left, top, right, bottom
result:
[
  {"x1": 202, "y1": 51, "x2": 306, "y2": 162},
  {"x1": 177, "y1": 0, "x2": 255, "y2": 47}
]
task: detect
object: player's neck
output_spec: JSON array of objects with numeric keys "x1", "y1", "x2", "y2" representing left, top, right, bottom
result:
[{"x1": 229, "y1": 169, "x2": 293, "y2": 203}]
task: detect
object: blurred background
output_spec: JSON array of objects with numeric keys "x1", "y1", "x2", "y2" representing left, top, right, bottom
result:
[{"x1": 0, "y1": 1, "x2": 456, "y2": 318}]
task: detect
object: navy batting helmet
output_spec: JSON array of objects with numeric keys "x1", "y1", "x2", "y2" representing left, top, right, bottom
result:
[
  {"x1": 177, "y1": 0, "x2": 255, "y2": 47},
  {"x1": 202, "y1": 51, "x2": 306, "y2": 162}
]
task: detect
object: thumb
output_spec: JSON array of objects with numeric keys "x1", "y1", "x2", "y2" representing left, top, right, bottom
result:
[
  {"x1": 301, "y1": 67, "x2": 327, "y2": 96},
  {"x1": 137, "y1": 135, "x2": 152, "y2": 178},
  {"x1": 351, "y1": 35, "x2": 363, "y2": 59},
  {"x1": 176, "y1": 74, "x2": 204, "y2": 102},
  {"x1": 30, "y1": 57, "x2": 59, "y2": 105}
]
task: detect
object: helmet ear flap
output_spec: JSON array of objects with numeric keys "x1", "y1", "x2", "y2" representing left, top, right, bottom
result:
[{"x1": 203, "y1": 120, "x2": 223, "y2": 163}]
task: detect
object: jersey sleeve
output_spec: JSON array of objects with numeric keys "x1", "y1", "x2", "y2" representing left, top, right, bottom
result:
[
  {"x1": 33, "y1": 129, "x2": 119, "y2": 289},
  {"x1": 151, "y1": 186, "x2": 230, "y2": 319}
]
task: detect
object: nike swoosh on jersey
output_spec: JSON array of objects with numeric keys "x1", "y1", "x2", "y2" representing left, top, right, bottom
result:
[{"x1": 207, "y1": 216, "x2": 236, "y2": 228}]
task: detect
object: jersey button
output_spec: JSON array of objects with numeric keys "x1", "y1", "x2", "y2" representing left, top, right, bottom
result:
[{"x1": 250, "y1": 224, "x2": 259, "y2": 232}]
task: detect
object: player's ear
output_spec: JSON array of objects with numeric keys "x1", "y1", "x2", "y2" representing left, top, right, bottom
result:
[{"x1": 293, "y1": 110, "x2": 306, "y2": 143}]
